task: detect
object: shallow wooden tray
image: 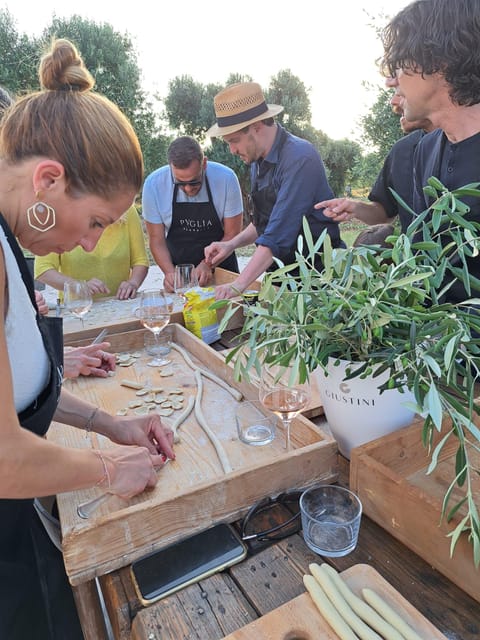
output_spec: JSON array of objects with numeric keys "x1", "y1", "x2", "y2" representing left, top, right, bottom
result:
[
  {"x1": 223, "y1": 563, "x2": 447, "y2": 639},
  {"x1": 51, "y1": 324, "x2": 337, "y2": 586},
  {"x1": 350, "y1": 419, "x2": 480, "y2": 603}
]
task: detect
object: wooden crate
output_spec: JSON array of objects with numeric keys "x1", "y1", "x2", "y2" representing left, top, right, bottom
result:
[
  {"x1": 51, "y1": 324, "x2": 337, "y2": 586},
  {"x1": 349, "y1": 419, "x2": 480, "y2": 603},
  {"x1": 62, "y1": 267, "x2": 259, "y2": 344}
]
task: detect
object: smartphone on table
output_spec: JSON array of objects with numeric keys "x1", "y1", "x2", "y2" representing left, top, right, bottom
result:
[{"x1": 131, "y1": 523, "x2": 247, "y2": 605}]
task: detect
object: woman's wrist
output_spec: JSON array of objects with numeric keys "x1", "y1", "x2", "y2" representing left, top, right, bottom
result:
[
  {"x1": 93, "y1": 450, "x2": 112, "y2": 489},
  {"x1": 85, "y1": 407, "x2": 116, "y2": 439},
  {"x1": 84, "y1": 407, "x2": 99, "y2": 432}
]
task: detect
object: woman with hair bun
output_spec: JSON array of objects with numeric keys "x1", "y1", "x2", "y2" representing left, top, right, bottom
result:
[{"x1": 0, "y1": 39, "x2": 175, "y2": 639}]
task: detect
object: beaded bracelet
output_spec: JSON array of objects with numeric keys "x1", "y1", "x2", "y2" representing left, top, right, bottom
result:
[
  {"x1": 84, "y1": 407, "x2": 99, "y2": 432},
  {"x1": 93, "y1": 450, "x2": 111, "y2": 489}
]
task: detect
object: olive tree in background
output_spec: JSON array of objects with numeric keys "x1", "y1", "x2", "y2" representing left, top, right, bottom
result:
[
  {"x1": 359, "y1": 84, "x2": 404, "y2": 172},
  {"x1": 0, "y1": 8, "x2": 386, "y2": 194},
  {"x1": 164, "y1": 69, "x2": 361, "y2": 197},
  {"x1": 0, "y1": 9, "x2": 38, "y2": 92},
  {"x1": 41, "y1": 15, "x2": 170, "y2": 178},
  {"x1": 0, "y1": 10, "x2": 169, "y2": 179}
]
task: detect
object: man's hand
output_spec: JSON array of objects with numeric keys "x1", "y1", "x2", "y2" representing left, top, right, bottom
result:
[
  {"x1": 315, "y1": 197, "x2": 357, "y2": 222},
  {"x1": 195, "y1": 261, "x2": 214, "y2": 287},
  {"x1": 163, "y1": 271, "x2": 175, "y2": 293}
]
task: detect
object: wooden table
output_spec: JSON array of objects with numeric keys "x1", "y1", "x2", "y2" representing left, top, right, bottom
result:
[
  {"x1": 54, "y1": 326, "x2": 335, "y2": 639},
  {"x1": 97, "y1": 457, "x2": 479, "y2": 640},
  {"x1": 59, "y1": 330, "x2": 478, "y2": 639}
]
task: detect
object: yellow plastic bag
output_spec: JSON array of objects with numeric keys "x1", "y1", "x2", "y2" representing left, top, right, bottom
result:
[{"x1": 182, "y1": 286, "x2": 220, "y2": 344}]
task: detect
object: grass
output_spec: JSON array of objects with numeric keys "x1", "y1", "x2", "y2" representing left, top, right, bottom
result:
[{"x1": 236, "y1": 220, "x2": 367, "y2": 259}]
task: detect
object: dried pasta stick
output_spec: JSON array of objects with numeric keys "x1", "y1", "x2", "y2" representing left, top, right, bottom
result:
[
  {"x1": 169, "y1": 396, "x2": 195, "y2": 443},
  {"x1": 362, "y1": 588, "x2": 423, "y2": 640},
  {"x1": 317, "y1": 564, "x2": 405, "y2": 640},
  {"x1": 120, "y1": 379, "x2": 145, "y2": 390},
  {"x1": 303, "y1": 575, "x2": 357, "y2": 640},
  {"x1": 308, "y1": 565, "x2": 382, "y2": 640},
  {"x1": 194, "y1": 370, "x2": 232, "y2": 473},
  {"x1": 171, "y1": 343, "x2": 242, "y2": 401}
]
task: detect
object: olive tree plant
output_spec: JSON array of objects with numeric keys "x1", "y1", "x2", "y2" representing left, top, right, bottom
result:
[{"x1": 217, "y1": 179, "x2": 480, "y2": 566}]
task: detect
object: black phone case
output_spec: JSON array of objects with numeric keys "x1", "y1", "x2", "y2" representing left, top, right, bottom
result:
[{"x1": 130, "y1": 523, "x2": 247, "y2": 605}]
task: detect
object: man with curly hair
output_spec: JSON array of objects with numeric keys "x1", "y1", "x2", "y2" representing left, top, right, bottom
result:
[
  {"x1": 316, "y1": 77, "x2": 433, "y2": 234},
  {"x1": 381, "y1": 0, "x2": 480, "y2": 302}
]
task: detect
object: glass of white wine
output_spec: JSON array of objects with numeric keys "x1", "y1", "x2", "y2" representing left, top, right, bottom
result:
[
  {"x1": 135, "y1": 289, "x2": 172, "y2": 366},
  {"x1": 63, "y1": 280, "x2": 93, "y2": 329},
  {"x1": 259, "y1": 364, "x2": 311, "y2": 451}
]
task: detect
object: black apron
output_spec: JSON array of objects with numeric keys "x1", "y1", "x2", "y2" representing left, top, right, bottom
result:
[
  {"x1": 166, "y1": 176, "x2": 239, "y2": 272},
  {"x1": 250, "y1": 127, "x2": 339, "y2": 273},
  {"x1": 0, "y1": 214, "x2": 82, "y2": 640}
]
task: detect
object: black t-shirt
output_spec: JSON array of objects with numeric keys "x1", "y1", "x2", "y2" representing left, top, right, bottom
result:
[
  {"x1": 369, "y1": 129, "x2": 425, "y2": 232},
  {"x1": 413, "y1": 128, "x2": 480, "y2": 303}
]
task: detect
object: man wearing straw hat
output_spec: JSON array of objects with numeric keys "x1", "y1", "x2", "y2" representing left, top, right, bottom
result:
[{"x1": 204, "y1": 81, "x2": 343, "y2": 299}]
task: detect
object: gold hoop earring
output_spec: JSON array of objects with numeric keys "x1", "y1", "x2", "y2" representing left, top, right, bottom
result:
[{"x1": 26, "y1": 202, "x2": 56, "y2": 233}]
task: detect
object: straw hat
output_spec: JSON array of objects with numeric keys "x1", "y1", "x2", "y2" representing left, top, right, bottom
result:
[{"x1": 206, "y1": 82, "x2": 284, "y2": 137}]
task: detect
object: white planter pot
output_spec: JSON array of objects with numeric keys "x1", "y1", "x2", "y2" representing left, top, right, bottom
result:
[{"x1": 314, "y1": 358, "x2": 416, "y2": 459}]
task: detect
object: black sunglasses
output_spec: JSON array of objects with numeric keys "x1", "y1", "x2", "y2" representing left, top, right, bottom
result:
[
  {"x1": 171, "y1": 169, "x2": 204, "y2": 188},
  {"x1": 241, "y1": 490, "x2": 303, "y2": 542}
]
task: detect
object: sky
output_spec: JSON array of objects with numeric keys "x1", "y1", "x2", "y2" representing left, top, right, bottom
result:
[{"x1": 2, "y1": 0, "x2": 408, "y2": 141}]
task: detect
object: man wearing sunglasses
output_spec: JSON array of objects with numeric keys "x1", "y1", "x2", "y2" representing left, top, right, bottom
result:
[{"x1": 142, "y1": 136, "x2": 243, "y2": 292}]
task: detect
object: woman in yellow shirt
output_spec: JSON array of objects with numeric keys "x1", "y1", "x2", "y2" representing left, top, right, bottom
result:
[{"x1": 35, "y1": 205, "x2": 149, "y2": 299}]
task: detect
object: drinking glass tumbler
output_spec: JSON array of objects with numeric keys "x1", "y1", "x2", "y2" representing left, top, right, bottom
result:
[{"x1": 300, "y1": 485, "x2": 362, "y2": 557}]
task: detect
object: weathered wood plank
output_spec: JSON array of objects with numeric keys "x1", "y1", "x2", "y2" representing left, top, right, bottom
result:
[
  {"x1": 71, "y1": 581, "x2": 108, "y2": 640},
  {"x1": 131, "y1": 573, "x2": 256, "y2": 640},
  {"x1": 229, "y1": 543, "x2": 305, "y2": 615},
  {"x1": 98, "y1": 570, "x2": 132, "y2": 640}
]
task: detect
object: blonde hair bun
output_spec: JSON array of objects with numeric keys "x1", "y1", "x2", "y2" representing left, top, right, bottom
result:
[{"x1": 39, "y1": 38, "x2": 95, "y2": 93}]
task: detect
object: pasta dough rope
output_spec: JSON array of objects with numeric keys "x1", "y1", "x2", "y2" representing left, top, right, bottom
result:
[
  {"x1": 194, "y1": 370, "x2": 232, "y2": 473},
  {"x1": 171, "y1": 343, "x2": 243, "y2": 401}
]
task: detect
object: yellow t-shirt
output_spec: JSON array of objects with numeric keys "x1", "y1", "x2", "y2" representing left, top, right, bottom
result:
[{"x1": 34, "y1": 206, "x2": 149, "y2": 298}]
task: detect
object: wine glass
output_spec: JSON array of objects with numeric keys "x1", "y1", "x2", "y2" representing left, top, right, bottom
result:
[
  {"x1": 259, "y1": 364, "x2": 311, "y2": 451},
  {"x1": 63, "y1": 280, "x2": 93, "y2": 328},
  {"x1": 135, "y1": 289, "x2": 172, "y2": 366},
  {"x1": 174, "y1": 263, "x2": 199, "y2": 304}
]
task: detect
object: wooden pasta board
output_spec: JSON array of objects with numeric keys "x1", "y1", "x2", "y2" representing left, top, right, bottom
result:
[
  {"x1": 223, "y1": 563, "x2": 447, "y2": 639},
  {"x1": 51, "y1": 324, "x2": 337, "y2": 586},
  {"x1": 62, "y1": 267, "x2": 260, "y2": 342},
  {"x1": 349, "y1": 419, "x2": 480, "y2": 603}
]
